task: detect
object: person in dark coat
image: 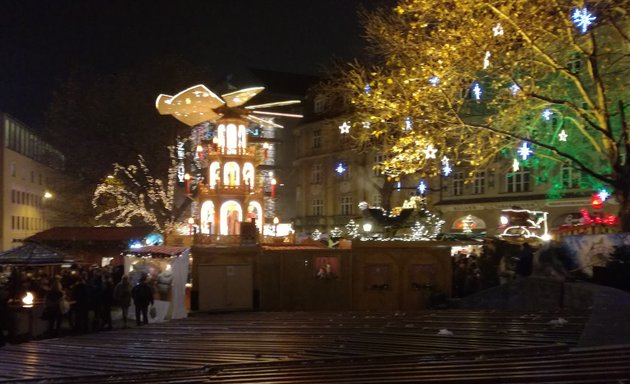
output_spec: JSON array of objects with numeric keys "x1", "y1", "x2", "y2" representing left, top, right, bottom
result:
[
  {"x1": 101, "y1": 275, "x2": 114, "y2": 330},
  {"x1": 43, "y1": 280, "x2": 63, "y2": 337},
  {"x1": 516, "y1": 243, "x2": 534, "y2": 278},
  {"x1": 114, "y1": 275, "x2": 132, "y2": 328},
  {"x1": 131, "y1": 274, "x2": 154, "y2": 326},
  {"x1": 71, "y1": 275, "x2": 89, "y2": 333}
]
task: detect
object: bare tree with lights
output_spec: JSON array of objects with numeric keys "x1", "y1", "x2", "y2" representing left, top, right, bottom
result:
[
  {"x1": 323, "y1": 0, "x2": 629, "y2": 229},
  {"x1": 92, "y1": 147, "x2": 179, "y2": 232}
]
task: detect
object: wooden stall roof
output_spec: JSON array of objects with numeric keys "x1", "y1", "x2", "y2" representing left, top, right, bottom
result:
[
  {"x1": 123, "y1": 246, "x2": 189, "y2": 257},
  {"x1": 0, "y1": 242, "x2": 73, "y2": 265},
  {"x1": 26, "y1": 226, "x2": 155, "y2": 243}
]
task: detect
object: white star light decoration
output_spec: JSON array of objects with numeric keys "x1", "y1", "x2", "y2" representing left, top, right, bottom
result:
[
  {"x1": 572, "y1": 7, "x2": 596, "y2": 33},
  {"x1": 441, "y1": 156, "x2": 452, "y2": 176},
  {"x1": 335, "y1": 162, "x2": 347, "y2": 175},
  {"x1": 493, "y1": 23, "x2": 504, "y2": 36},
  {"x1": 339, "y1": 121, "x2": 351, "y2": 134},
  {"x1": 517, "y1": 142, "x2": 533, "y2": 160},
  {"x1": 472, "y1": 82, "x2": 482, "y2": 100},
  {"x1": 424, "y1": 144, "x2": 438, "y2": 159},
  {"x1": 542, "y1": 108, "x2": 553, "y2": 121},
  {"x1": 558, "y1": 130, "x2": 568, "y2": 142},
  {"x1": 512, "y1": 159, "x2": 520, "y2": 172},
  {"x1": 362, "y1": 121, "x2": 371, "y2": 129},
  {"x1": 417, "y1": 181, "x2": 427, "y2": 195}
]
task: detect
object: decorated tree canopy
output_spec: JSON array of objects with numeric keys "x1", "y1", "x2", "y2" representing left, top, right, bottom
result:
[{"x1": 321, "y1": 0, "x2": 629, "y2": 228}]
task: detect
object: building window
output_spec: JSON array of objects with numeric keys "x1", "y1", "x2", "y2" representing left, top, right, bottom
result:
[
  {"x1": 314, "y1": 95, "x2": 327, "y2": 114},
  {"x1": 561, "y1": 164, "x2": 581, "y2": 189},
  {"x1": 312, "y1": 129, "x2": 321, "y2": 149},
  {"x1": 452, "y1": 172, "x2": 464, "y2": 196},
  {"x1": 312, "y1": 199, "x2": 324, "y2": 216},
  {"x1": 311, "y1": 163, "x2": 323, "y2": 183},
  {"x1": 506, "y1": 168, "x2": 530, "y2": 193},
  {"x1": 472, "y1": 171, "x2": 485, "y2": 195},
  {"x1": 567, "y1": 52, "x2": 582, "y2": 73},
  {"x1": 341, "y1": 196, "x2": 353, "y2": 216},
  {"x1": 372, "y1": 194, "x2": 382, "y2": 208}
]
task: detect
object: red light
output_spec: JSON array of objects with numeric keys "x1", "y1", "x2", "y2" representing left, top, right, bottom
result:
[{"x1": 591, "y1": 194, "x2": 603, "y2": 210}]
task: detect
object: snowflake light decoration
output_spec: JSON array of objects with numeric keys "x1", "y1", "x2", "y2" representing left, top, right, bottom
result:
[
  {"x1": 517, "y1": 142, "x2": 533, "y2": 160},
  {"x1": 510, "y1": 83, "x2": 521, "y2": 96},
  {"x1": 339, "y1": 121, "x2": 351, "y2": 134},
  {"x1": 423, "y1": 144, "x2": 438, "y2": 159},
  {"x1": 429, "y1": 76, "x2": 440, "y2": 86},
  {"x1": 417, "y1": 181, "x2": 427, "y2": 195},
  {"x1": 558, "y1": 130, "x2": 568, "y2": 142},
  {"x1": 472, "y1": 82, "x2": 482, "y2": 100},
  {"x1": 335, "y1": 162, "x2": 347, "y2": 175},
  {"x1": 598, "y1": 189, "x2": 610, "y2": 202},
  {"x1": 404, "y1": 116, "x2": 412, "y2": 131},
  {"x1": 441, "y1": 156, "x2": 452, "y2": 176},
  {"x1": 542, "y1": 108, "x2": 553, "y2": 121},
  {"x1": 572, "y1": 7, "x2": 596, "y2": 34},
  {"x1": 362, "y1": 121, "x2": 371, "y2": 129}
]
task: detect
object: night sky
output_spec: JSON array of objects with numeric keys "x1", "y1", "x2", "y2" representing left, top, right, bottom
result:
[{"x1": 0, "y1": 0, "x2": 392, "y2": 128}]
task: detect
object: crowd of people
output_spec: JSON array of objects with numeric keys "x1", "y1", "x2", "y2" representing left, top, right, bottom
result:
[{"x1": 0, "y1": 264, "x2": 160, "y2": 344}]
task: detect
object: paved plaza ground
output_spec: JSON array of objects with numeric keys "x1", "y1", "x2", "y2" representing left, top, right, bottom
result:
[{"x1": 1, "y1": 307, "x2": 629, "y2": 383}]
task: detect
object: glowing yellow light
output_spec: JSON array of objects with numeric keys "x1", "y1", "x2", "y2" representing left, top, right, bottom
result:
[{"x1": 22, "y1": 292, "x2": 34, "y2": 307}]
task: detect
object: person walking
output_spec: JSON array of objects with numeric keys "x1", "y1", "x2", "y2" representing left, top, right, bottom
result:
[
  {"x1": 113, "y1": 275, "x2": 132, "y2": 328},
  {"x1": 42, "y1": 280, "x2": 63, "y2": 337},
  {"x1": 131, "y1": 274, "x2": 153, "y2": 326}
]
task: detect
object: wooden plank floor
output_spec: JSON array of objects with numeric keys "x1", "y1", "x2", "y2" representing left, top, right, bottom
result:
[{"x1": 1, "y1": 309, "x2": 621, "y2": 383}]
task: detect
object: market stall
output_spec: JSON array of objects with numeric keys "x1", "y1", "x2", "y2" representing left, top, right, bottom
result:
[{"x1": 122, "y1": 246, "x2": 189, "y2": 321}]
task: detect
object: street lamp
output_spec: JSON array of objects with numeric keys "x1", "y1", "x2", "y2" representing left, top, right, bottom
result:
[
  {"x1": 271, "y1": 177, "x2": 277, "y2": 198},
  {"x1": 184, "y1": 173, "x2": 191, "y2": 194}
]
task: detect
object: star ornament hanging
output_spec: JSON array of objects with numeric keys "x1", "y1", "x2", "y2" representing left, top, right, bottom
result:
[
  {"x1": 429, "y1": 76, "x2": 440, "y2": 86},
  {"x1": 423, "y1": 144, "x2": 438, "y2": 159},
  {"x1": 598, "y1": 189, "x2": 610, "y2": 202},
  {"x1": 339, "y1": 121, "x2": 351, "y2": 134},
  {"x1": 335, "y1": 162, "x2": 347, "y2": 175},
  {"x1": 492, "y1": 23, "x2": 504, "y2": 36},
  {"x1": 542, "y1": 108, "x2": 553, "y2": 121},
  {"x1": 404, "y1": 116, "x2": 413, "y2": 131},
  {"x1": 512, "y1": 158, "x2": 520, "y2": 172},
  {"x1": 558, "y1": 130, "x2": 568, "y2": 142},
  {"x1": 572, "y1": 7, "x2": 596, "y2": 34},
  {"x1": 472, "y1": 83, "x2": 482, "y2": 100},
  {"x1": 517, "y1": 142, "x2": 533, "y2": 160}
]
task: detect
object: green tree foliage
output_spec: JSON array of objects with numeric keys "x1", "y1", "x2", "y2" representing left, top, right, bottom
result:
[{"x1": 323, "y1": 0, "x2": 630, "y2": 228}]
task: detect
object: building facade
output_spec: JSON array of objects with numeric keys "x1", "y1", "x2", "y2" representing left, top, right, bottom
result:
[{"x1": 0, "y1": 113, "x2": 67, "y2": 250}]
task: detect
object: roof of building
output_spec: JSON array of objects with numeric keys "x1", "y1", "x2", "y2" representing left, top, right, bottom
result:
[
  {"x1": 0, "y1": 242, "x2": 73, "y2": 265},
  {"x1": 26, "y1": 226, "x2": 155, "y2": 243}
]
